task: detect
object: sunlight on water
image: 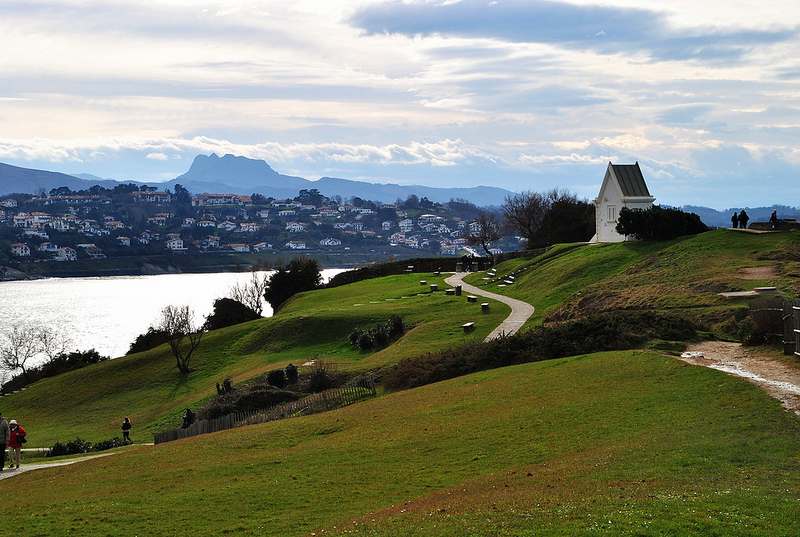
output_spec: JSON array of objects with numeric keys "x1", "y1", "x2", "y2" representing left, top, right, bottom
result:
[{"x1": 0, "y1": 269, "x2": 344, "y2": 361}]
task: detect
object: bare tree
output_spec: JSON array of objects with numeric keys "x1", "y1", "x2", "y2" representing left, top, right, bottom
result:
[
  {"x1": 228, "y1": 271, "x2": 268, "y2": 316},
  {"x1": 0, "y1": 323, "x2": 43, "y2": 379},
  {"x1": 37, "y1": 325, "x2": 71, "y2": 362},
  {"x1": 156, "y1": 305, "x2": 204, "y2": 374},
  {"x1": 502, "y1": 188, "x2": 575, "y2": 247},
  {"x1": 467, "y1": 210, "x2": 503, "y2": 264}
]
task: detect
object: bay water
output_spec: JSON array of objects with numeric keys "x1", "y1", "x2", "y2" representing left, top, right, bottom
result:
[{"x1": 0, "y1": 269, "x2": 344, "y2": 365}]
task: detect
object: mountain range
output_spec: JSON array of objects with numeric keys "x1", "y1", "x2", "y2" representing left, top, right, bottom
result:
[
  {"x1": 1, "y1": 155, "x2": 798, "y2": 227},
  {"x1": 0, "y1": 154, "x2": 514, "y2": 207}
]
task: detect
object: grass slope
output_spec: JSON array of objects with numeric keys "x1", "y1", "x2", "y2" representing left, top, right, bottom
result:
[
  {"x1": 3, "y1": 351, "x2": 799, "y2": 536},
  {"x1": 2, "y1": 273, "x2": 509, "y2": 445},
  {"x1": 468, "y1": 229, "x2": 800, "y2": 328}
]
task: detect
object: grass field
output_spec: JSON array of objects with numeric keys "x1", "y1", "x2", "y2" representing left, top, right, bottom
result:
[
  {"x1": 1, "y1": 229, "x2": 799, "y2": 535},
  {"x1": 2, "y1": 272, "x2": 510, "y2": 444},
  {"x1": 3, "y1": 350, "x2": 799, "y2": 535}
]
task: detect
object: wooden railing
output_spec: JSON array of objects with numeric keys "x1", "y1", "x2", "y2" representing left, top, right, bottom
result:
[{"x1": 154, "y1": 375, "x2": 376, "y2": 445}]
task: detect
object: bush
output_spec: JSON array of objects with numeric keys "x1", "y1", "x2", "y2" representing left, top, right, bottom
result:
[
  {"x1": 46, "y1": 436, "x2": 127, "y2": 457},
  {"x1": 350, "y1": 315, "x2": 406, "y2": 350},
  {"x1": 383, "y1": 310, "x2": 700, "y2": 390},
  {"x1": 197, "y1": 382, "x2": 302, "y2": 420},
  {"x1": 616, "y1": 205, "x2": 708, "y2": 241},
  {"x1": 203, "y1": 298, "x2": 261, "y2": 331},
  {"x1": 285, "y1": 363, "x2": 299, "y2": 384},
  {"x1": 267, "y1": 369, "x2": 286, "y2": 388},
  {"x1": 127, "y1": 327, "x2": 172, "y2": 354}
]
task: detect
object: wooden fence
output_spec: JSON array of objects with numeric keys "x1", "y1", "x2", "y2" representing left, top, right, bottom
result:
[
  {"x1": 154, "y1": 375, "x2": 376, "y2": 445},
  {"x1": 782, "y1": 299, "x2": 800, "y2": 357}
]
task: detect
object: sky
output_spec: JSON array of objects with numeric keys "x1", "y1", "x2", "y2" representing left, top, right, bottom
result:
[{"x1": 1, "y1": 0, "x2": 799, "y2": 210}]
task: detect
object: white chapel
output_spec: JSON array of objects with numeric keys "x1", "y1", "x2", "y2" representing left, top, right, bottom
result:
[{"x1": 591, "y1": 162, "x2": 655, "y2": 243}]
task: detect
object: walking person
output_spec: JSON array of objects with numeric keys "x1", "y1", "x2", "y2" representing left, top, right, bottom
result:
[
  {"x1": 8, "y1": 419, "x2": 26, "y2": 469},
  {"x1": 122, "y1": 417, "x2": 132, "y2": 444},
  {"x1": 731, "y1": 212, "x2": 738, "y2": 228},
  {"x1": 0, "y1": 413, "x2": 9, "y2": 472},
  {"x1": 739, "y1": 210, "x2": 749, "y2": 229}
]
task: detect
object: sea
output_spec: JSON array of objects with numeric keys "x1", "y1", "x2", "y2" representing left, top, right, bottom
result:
[{"x1": 0, "y1": 269, "x2": 345, "y2": 366}]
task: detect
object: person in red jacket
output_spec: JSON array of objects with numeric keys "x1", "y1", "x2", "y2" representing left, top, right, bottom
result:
[{"x1": 8, "y1": 420, "x2": 26, "y2": 470}]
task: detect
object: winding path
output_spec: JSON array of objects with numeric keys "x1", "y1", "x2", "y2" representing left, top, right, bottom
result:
[{"x1": 445, "y1": 272, "x2": 535, "y2": 341}]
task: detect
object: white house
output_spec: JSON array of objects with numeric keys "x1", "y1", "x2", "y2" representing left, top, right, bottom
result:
[
  {"x1": 592, "y1": 162, "x2": 655, "y2": 243},
  {"x1": 228, "y1": 243, "x2": 250, "y2": 253},
  {"x1": 320, "y1": 237, "x2": 342, "y2": 247},
  {"x1": 10, "y1": 243, "x2": 30, "y2": 256},
  {"x1": 285, "y1": 240, "x2": 307, "y2": 250},
  {"x1": 165, "y1": 238, "x2": 185, "y2": 251},
  {"x1": 55, "y1": 246, "x2": 77, "y2": 261}
]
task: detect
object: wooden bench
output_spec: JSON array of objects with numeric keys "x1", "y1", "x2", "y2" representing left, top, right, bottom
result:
[
  {"x1": 462, "y1": 322, "x2": 475, "y2": 333},
  {"x1": 481, "y1": 303, "x2": 490, "y2": 312},
  {"x1": 467, "y1": 295, "x2": 477, "y2": 303},
  {"x1": 420, "y1": 280, "x2": 427, "y2": 285},
  {"x1": 430, "y1": 284, "x2": 439, "y2": 292},
  {"x1": 445, "y1": 289, "x2": 456, "y2": 295}
]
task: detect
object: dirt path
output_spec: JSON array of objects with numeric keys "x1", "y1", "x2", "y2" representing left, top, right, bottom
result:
[
  {"x1": 680, "y1": 341, "x2": 800, "y2": 415},
  {"x1": 444, "y1": 272, "x2": 535, "y2": 341}
]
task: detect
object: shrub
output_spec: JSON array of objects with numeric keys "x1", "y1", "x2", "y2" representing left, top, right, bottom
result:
[
  {"x1": 383, "y1": 310, "x2": 700, "y2": 390},
  {"x1": 197, "y1": 382, "x2": 302, "y2": 420},
  {"x1": 127, "y1": 327, "x2": 171, "y2": 355},
  {"x1": 46, "y1": 436, "x2": 127, "y2": 457},
  {"x1": 267, "y1": 369, "x2": 286, "y2": 388},
  {"x1": 616, "y1": 205, "x2": 708, "y2": 241},
  {"x1": 350, "y1": 315, "x2": 406, "y2": 350},
  {"x1": 203, "y1": 298, "x2": 261, "y2": 331},
  {"x1": 285, "y1": 363, "x2": 299, "y2": 384}
]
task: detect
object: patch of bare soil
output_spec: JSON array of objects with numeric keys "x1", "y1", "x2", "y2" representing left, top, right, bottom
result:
[
  {"x1": 680, "y1": 341, "x2": 800, "y2": 415},
  {"x1": 737, "y1": 266, "x2": 778, "y2": 280}
]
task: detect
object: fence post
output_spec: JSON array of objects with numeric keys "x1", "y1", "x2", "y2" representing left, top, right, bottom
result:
[
  {"x1": 794, "y1": 302, "x2": 800, "y2": 359},
  {"x1": 783, "y1": 300, "x2": 795, "y2": 355}
]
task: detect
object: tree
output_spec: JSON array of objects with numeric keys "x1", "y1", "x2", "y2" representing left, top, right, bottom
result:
[
  {"x1": 503, "y1": 188, "x2": 589, "y2": 248},
  {"x1": 156, "y1": 305, "x2": 204, "y2": 374},
  {"x1": 0, "y1": 323, "x2": 43, "y2": 379},
  {"x1": 467, "y1": 210, "x2": 503, "y2": 263},
  {"x1": 502, "y1": 190, "x2": 550, "y2": 247},
  {"x1": 37, "y1": 325, "x2": 71, "y2": 362},
  {"x1": 616, "y1": 205, "x2": 708, "y2": 241},
  {"x1": 173, "y1": 183, "x2": 192, "y2": 206},
  {"x1": 530, "y1": 196, "x2": 595, "y2": 247},
  {"x1": 263, "y1": 257, "x2": 323, "y2": 312},
  {"x1": 229, "y1": 271, "x2": 269, "y2": 315},
  {"x1": 203, "y1": 298, "x2": 261, "y2": 331}
]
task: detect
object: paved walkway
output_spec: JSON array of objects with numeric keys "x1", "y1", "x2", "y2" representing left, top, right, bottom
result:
[
  {"x1": 445, "y1": 272, "x2": 535, "y2": 341},
  {"x1": 0, "y1": 452, "x2": 119, "y2": 481}
]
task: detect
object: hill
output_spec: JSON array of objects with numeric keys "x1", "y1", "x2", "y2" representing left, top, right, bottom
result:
[
  {"x1": 0, "y1": 153, "x2": 514, "y2": 207},
  {"x1": 170, "y1": 153, "x2": 514, "y2": 206},
  {"x1": 2, "y1": 229, "x2": 799, "y2": 534},
  {"x1": 5, "y1": 228, "x2": 798, "y2": 444},
  {"x1": 0, "y1": 161, "x2": 117, "y2": 195}
]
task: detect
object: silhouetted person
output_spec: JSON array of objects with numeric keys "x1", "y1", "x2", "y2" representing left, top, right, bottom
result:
[
  {"x1": 739, "y1": 210, "x2": 749, "y2": 229},
  {"x1": 181, "y1": 408, "x2": 196, "y2": 429},
  {"x1": 122, "y1": 417, "x2": 132, "y2": 444},
  {"x1": 769, "y1": 210, "x2": 779, "y2": 229},
  {"x1": 731, "y1": 212, "x2": 738, "y2": 228}
]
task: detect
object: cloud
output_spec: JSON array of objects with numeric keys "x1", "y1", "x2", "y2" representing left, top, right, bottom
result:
[
  {"x1": 350, "y1": 0, "x2": 797, "y2": 63},
  {"x1": 146, "y1": 152, "x2": 169, "y2": 161}
]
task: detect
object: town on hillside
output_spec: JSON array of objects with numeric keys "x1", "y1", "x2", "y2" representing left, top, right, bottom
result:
[{"x1": 0, "y1": 184, "x2": 520, "y2": 266}]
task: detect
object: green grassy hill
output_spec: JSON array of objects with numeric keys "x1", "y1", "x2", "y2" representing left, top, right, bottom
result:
[
  {"x1": 2, "y1": 229, "x2": 799, "y2": 534},
  {"x1": 4, "y1": 351, "x2": 800, "y2": 535},
  {"x1": 4, "y1": 229, "x2": 798, "y2": 445}
]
